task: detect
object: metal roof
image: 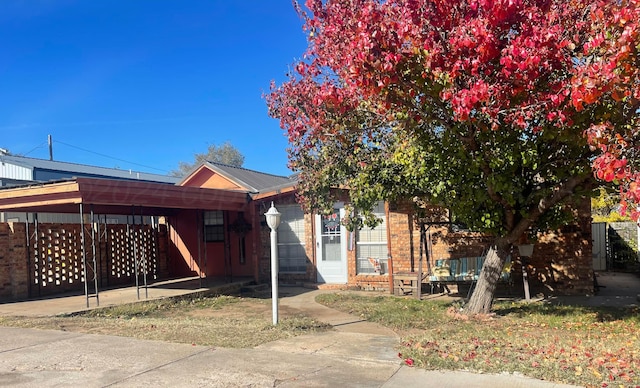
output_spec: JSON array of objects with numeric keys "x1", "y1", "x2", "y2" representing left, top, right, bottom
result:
[
  {"x1": 0, "y1": 154, "x2": 179, "y2": 184},
  {"x1": 204, "y1": 162, "x2": 296, "y2": 193},
  {"x1": 0, "y1": 178, "x2": 37, "y2": 188}
]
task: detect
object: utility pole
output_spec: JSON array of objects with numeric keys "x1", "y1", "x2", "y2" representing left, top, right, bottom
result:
[{"x1": 48, "y1": 134, "x2": 53, "y2": 161}]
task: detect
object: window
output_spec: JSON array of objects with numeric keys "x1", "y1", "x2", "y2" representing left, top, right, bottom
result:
[
  {"x1": 277, "y1": 205, "x2": 308, "y2": 273},
  {"x1": 356, "y1": 202, "x2": 388, "y2": 274},
  {"x1": 204, "y1": 211, "x2": 224, "y2": 242}
]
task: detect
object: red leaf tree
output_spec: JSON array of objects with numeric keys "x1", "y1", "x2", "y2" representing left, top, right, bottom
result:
[{"x1": 267, "y1": 0, "x2": 640, "y2": 314}]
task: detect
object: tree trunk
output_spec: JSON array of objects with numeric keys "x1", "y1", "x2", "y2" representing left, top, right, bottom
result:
[{"x1": 465, "y1": 240, "x2": 511, "y2": 315}]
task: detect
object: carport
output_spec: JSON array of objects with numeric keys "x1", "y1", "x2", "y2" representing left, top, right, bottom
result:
[{"x1": 0, "y1": 177, "x2": 253, "y2": 306}]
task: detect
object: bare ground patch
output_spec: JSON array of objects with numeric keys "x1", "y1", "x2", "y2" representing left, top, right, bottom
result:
[{"x1": 0, "y1": 295, "x2": 331, "y2": 348}]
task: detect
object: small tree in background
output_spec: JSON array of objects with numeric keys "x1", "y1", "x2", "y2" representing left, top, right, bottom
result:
[
  {"x1": 268, "y1": 0, "x2": 640, "y2": 314},
  {"x1": 172, "y1": 141, "x2": 245, "y2": 177},
  {"x1": 591, "y1": 187, "x2": 632, "y2": 223}
]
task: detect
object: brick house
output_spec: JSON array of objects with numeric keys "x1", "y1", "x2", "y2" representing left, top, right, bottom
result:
[
  {"x1": 0, "y1": 160, "x2": 594, "y2": 302},
  {"x1": 185, "y1": 163, "x2": 594, "y2": 296}
]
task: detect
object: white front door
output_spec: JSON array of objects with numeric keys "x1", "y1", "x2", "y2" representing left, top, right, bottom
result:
[{"x1": 316, "y1": 205, "x2": 348, "y2": 283}]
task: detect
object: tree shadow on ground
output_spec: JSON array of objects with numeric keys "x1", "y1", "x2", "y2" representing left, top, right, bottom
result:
[{"x1": 493, "y1": 302, "x2": 640, "y2": 322}]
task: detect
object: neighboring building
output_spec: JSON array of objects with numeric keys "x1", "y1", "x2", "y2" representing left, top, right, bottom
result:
[
  {"x1": 0, "y1": 153, "x2": 179, "y2": 185},
  {"x1": 0, "y1": 159, "x2": 595, "y2": 302}
]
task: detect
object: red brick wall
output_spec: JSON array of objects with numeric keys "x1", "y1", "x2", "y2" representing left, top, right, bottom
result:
[
  {"x1": 258, "y1": 195, "x2": 593, "y2": 296},
  {"x1": 523, "y1": 198, "x2": 594, "y2": 295},
  {"x1": 387, "y1": 198, "x2": 594, "y2": 296},
  {"x1": 157, "y1": 224, "x2": 170, "y2": 279},
  {"x1": 0, "y1": 223, "x2": 29, "y2": 300},
  {"x1": 388, "y1": 201, "x2": 415, "y2": 273}
]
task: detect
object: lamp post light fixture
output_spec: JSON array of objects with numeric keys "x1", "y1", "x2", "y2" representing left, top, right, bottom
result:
[
  {"x1": 517, "y1": 243, "x2": 535, "y2": 301},
  {"x1": 265, "y1": 202, "x2": 281, "y2": 325}
]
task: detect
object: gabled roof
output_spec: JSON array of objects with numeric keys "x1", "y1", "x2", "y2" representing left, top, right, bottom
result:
[
  {"x1": 0, "y1": 154, "x2": 179, "y2": 184},
  {"x1": 179, "y1": 162, "x2": 296, "y2": 194}
]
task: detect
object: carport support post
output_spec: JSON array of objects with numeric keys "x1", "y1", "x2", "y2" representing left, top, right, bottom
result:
[
  {"x1": 34, "y1": 213, "x2": 40, "y2": 297},
  {"x1": 25, "y1": 213, "x2": 32, "y2": 297},
  {"x1": 130, "y1": 209, "x2": 140, "y2": 300},
  {"x1": 265, "y1": 203, "x2": 281, "y2": 325},
  {"x1": 197, "y1": 210, "x2": 203, "y2": 288},
  {"x1": 142, "y1": 208, "x2": 148, "y2": 299},
  {"x1": 80, "y1": 203, "x2": 89, "y2": 308},
  {"x1": 90, "y1": 206, "x2": 99, "y2": 306}
]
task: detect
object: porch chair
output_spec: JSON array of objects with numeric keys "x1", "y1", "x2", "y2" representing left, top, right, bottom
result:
[{"x1": 465, "y1": 255, "x2": 513, "y2": 299}]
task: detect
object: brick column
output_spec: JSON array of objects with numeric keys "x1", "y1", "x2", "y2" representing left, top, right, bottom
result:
[{"x1": 0, "y1": 223, "x2": 29, "y2": 300}]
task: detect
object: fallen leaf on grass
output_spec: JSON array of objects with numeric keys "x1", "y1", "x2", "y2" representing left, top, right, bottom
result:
[{"x1": 618, "y1": 372, "x2": 630, "y2": 382}]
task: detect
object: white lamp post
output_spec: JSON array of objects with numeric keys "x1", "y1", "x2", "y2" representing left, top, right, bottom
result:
[{"x1": 265, "y1": 202, "x2": 281, "y2": 325}]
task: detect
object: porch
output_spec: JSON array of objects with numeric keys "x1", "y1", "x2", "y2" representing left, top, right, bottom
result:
[{"x1": 393, "y1": 256, "x2": 514, "y2": 298}]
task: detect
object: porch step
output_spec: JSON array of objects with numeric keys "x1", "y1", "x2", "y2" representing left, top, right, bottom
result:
[{"x1": 240, "y1": 283, "x2": 270, "y2": 296}]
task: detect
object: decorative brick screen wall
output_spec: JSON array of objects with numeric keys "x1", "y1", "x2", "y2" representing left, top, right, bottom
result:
[{"x1": 0, "y1": 222, "x2": 170, "y2": 301}]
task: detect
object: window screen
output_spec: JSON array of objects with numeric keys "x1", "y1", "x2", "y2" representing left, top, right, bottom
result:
[
  {"x1": 277, "y1": 205, "x2": 308, "y2": 273},
  {"x1": 356, "y1": 202, "x2": 388, "y2": 274}
]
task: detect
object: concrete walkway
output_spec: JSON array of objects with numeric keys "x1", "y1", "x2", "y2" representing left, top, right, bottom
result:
[
  {"x1": 0, "y1": 277, "x2": 248, "y2": 317},
  {"x1": 0, "y1": 279, "x2": 589, "y2": 387},
  {"x1": 549, "y1": 271, "x2": 640, "y2": 307}
]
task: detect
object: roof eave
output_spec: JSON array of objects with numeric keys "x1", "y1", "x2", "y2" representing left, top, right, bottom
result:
[
  {"x1": 0, "y1": 177, "x2": 251, "y2": 214},
  {"x1": 251, "y1": 182, "x2": 297, "y2": 201}
]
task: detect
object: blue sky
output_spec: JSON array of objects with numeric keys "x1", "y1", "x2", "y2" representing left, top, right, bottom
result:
[{"x1": 0, "y1": 1, "x2": 308, "y2": 177}]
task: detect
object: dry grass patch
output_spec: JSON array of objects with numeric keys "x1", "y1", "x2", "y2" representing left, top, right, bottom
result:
[
  {"x1": 316, "y1": 293, "x2": 640, "y2": 387},
  {"x1": 0, "y1": 295, "x2": 331, "y2": 348}
]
